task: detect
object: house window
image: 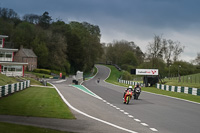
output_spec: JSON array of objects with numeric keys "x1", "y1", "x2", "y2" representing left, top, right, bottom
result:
[
  {"x1": 8, "y1": 67, "x2": 15, "y2": 71},
  {"x1": 4, "y1": 67, "x2": 7, "y2": 72},
  {"x1": 6, "y1": 53, "x2": 12, "y2": 58},
  {"x1": 0, "y1": 38, "x2": 2, "y2": 47},
  {"x1": 15, "y1": 66, "x2": 22, "y2": 71},
  {"x1": 0, "y1": 53, "x2": 4, "y2": 57}
]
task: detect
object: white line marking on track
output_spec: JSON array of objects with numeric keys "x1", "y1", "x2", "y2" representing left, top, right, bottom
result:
[
  {"x1": 134, "y1": 119, "x2": 141, "y2": 122},
  {"x1": 120, "y1": 110, "x2": 125, "y2": 112},
  {"x1": 124, "y1": 112, "x2": 129, "y2": 115},
  {"x1": 54, "y1": 80, "x2": 66, "y2": 83},
  {"x1": 110, "y1": 104, "x2": 114, "y2": 106},
  {"x1": 50, "y1": 83, "x2": 138, "y2": 133},
  {"x1": 150, "y1": 128, "x2": 158, "y2": 132},
  {"x1": 141, "y1": 123, "x2": 148, "y2": 126},
  {"x1": 128, "y1": 115, "x2": 134, "y2": 118}
]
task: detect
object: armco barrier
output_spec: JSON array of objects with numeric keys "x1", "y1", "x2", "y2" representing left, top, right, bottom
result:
[
  {"x1": 0, "y1": 80, "x2": 30, "y2": 98},
  {"x1": 118, "y1": 79, "x2": 144, "y2": 86},
  {"x1": 156, "y1": 83, "x2": 200, "y2": 96},
  {"x1": 118, "y1": 79, "x2": 200, "y2": 96}
]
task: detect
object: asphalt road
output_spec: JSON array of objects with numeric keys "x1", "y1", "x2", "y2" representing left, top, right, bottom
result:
[
  {"x1": 1, "y1": 65, "x2": 199, "y2": 133},
  {"x1": 82, "y1": 65, "x2": 200, "y2": 133}
]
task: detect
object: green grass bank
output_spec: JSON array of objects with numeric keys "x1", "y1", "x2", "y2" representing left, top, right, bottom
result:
[{"x1": 0, "y1": 86, "x2": 75, "y2": 119}]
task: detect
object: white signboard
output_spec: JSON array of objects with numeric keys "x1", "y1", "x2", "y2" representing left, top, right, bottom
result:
[{"x1": 136, "y1": 69, "x2": 159, "y2": 75}]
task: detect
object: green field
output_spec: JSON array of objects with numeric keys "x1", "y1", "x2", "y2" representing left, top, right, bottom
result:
[
  {"x1": 104, "y1": 64, "x2": 200, "y2": 103},
  {"x1": 0, "y1": 122, "x2": 73, "y2": 133},
  {"x1": 0, "y1": 86, "x2": 75, "y2": 119},
  {"x1": 163, "y1": 73, "x2": 200, "y2": 88}
]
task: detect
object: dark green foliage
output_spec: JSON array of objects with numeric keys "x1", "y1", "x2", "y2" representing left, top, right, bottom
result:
[
  {"x1": 0, "y1": 8, "x2": 103, "y2": 74},
  {"x1": 33, "y1": 69, "x2": 51, "y2": 75},
  {"x1": 104, "y1": 40, "x2": 144, "y2": 71},
  {"x1": 38, "y1": 11, "x2": 52, "y2": 29},
  {"x1": 68, "y1": 21, "x2": 103, "y2": 73},
  {"x1": 122, "y1": 71, "x2": 132, "y2": 80}
]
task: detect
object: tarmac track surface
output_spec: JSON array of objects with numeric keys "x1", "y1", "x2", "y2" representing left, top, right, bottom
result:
[{"x1": 81, "y1": 65, "x2": 200, "y2": 133}]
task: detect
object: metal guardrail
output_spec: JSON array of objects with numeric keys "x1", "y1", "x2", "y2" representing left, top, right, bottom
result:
[
  {"x1": 0, "y1": 80, "x2": 30, "y2": 98},
  {"x1": 156, "y1": 83, "x2": 200, "y2": 96}
]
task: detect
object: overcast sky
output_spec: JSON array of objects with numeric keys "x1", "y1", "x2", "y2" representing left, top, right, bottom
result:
[{"x1": 1, "y1": 0, "x2": 200, "y2": 62}]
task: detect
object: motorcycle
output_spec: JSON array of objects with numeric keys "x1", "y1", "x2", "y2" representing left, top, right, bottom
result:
[
  {"x1": 97, "y1": 78, "x2": 100, "y2": 83},
  {"x1": 134, "y1": 87, "x2": 141, "y2": 100},
  {"x1": 123, "y1": 89, "x2": 133, "y2": 104}
]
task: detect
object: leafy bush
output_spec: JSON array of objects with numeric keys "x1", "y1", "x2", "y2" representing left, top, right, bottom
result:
[
  {"x1": 121, "y1": 64, "x2": 135, "y2": 72},
  {"x1": 33, "y1": 69, "x2": 51, "y2": 75},
  {"x1": 122, "y1": 70, "x2": 132, "y2": 80}
]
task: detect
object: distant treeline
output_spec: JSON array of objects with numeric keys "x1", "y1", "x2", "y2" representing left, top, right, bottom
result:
[
  {"x1": 0, "y1": 7, "x2": 103, "y2": 74},
  {"x1": 0, "y1": 7, "x2": 199, "y2": 77}
]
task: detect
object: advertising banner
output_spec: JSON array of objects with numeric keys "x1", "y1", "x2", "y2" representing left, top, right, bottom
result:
[{"x1": 136, "y1": 69, "x2": 159, "y2": 75}]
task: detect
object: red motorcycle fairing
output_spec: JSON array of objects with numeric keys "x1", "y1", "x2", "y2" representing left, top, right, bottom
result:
[{"x1": 124, "y1": 89, "x2": 133, "y2": 103}]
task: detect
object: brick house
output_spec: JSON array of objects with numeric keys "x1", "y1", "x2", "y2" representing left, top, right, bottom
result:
[
  {"x1": 0, "y1": 35, "x2": 28, "y2": 77},
  {"x1": 14, "y1": 45, "x2": 37, "y2": 71}
]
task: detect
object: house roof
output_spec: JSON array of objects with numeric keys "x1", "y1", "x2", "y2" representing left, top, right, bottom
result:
[
  {"x1": 0, "y1": 62, "x2": 28, "y2": 65},
  {"x1": 0, "y1": 35, "x2": 8, "y2": 38},
  {"x1": 22, "y1": 48, "x2": 37, "y2": 58},
  {"x1": 0, "y1": 48, "x2": 18, "y2": 52}
]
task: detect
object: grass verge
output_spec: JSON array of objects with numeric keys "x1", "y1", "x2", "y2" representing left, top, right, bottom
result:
[
  {"x1": 104, "y1": 64, "x2": 200, "y2": 103},
  {"x1": 142, "y1": 87, "x2": 200, "y2": 103},
  {"x1": 0, "y1": 86, "x2": 75, "y2": 119},
  {"x1": 0, "y1": 122, "x2": 73, "y2": 133},
  {"x1": 0, "y1": 74, "x2": 18, "y2": 86},
  {"x1": 163, "y1": 79, "x2": 200, "y2": 88},
  {"x1": 104, "y1": 65, "x2": 122, "y2": 84}
]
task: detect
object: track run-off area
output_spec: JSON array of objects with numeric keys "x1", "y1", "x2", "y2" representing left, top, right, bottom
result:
[{"x1": 51, "y1": 65, "x2": 200, "y2": 133}]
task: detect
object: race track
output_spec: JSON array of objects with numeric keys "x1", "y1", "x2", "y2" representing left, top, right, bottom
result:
[{"x1": 82, "y1": 65, "x2": 200, "y2": 133}]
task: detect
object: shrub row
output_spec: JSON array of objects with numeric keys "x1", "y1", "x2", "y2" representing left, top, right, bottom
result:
[{"x1": 33, "y1": 69, "x2": 51, "y2": 75}]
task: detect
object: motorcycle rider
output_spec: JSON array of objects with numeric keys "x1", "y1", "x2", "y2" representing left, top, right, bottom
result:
[
  {"x1": 133, "y1": 83, "x2": 141, "y2": 99},
  {"x1": 97, "y1": 78, "x2": 100, "y2": 83},
  {"x1": 123, "y1": 86, "x2": 133, "y2": 99},
  {"x1": 134, "y1": 83, "x2": 141, "y2": 92}
]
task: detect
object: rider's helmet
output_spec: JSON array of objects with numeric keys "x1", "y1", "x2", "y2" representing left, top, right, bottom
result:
[
  {"x1": 136, "y1": 83, "x2": 140, "y2": 87},
  {"x1": 129, "y1": 86, "x2": 132, "y2": 89}
]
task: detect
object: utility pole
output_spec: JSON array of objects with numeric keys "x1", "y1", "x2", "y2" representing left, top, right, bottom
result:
[{"x1": 178, "y1": 65, "x2": 181, "y2": 82}]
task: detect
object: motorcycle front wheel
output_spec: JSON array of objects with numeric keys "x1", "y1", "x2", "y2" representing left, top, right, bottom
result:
[{"x1": 126, "y1": 96, "x2": 130, "y2": 104}]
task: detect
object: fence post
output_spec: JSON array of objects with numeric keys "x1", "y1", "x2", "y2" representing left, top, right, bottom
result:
[{"x1": 195, "y1": 76, "x2": 196, "y2": 84}]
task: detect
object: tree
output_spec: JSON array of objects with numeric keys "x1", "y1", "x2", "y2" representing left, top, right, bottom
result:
[
  {"x1": 173, "y1": 41, "x2": 184, "y2": 62},
  {"x1": 23, "y1": 14, "x2": 40, "y2": 24},
  {"x1": 147, "y1": 35, "x2": 184, "y2": 67},
  {"x1": 68, "y1": 21, "x2": 103, "y2": 73},
  {"x1": 193, "y1": 52, "x2": 200, "y2": 66},
  {"x1": 46, "y1": 32, "x2": 67, "y2": 71},
  {"x1": 121, "y1": 51, "x2": 138, "y2": 66},
  {"x1": 146, "y1": 35, "x2": 163, "y2": 68},
  {"x1": 39, "y1": 11, "x2": 52, "y2": 29},
  {"x1": 31, "y1": 36, "x2": 48, "y2": 68},
  {"x1": 104, "y1": 40, "x2": 143, "y2": 70},
  {"x1": 0, "y1": 8, "x2": 19, "y2": 19},
  {"x1": 12, "y1": 22, "x2": 36, "y2": 48},
  {"x1": 162, "y1": 39, "x2": 174, "y2": 66}
]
